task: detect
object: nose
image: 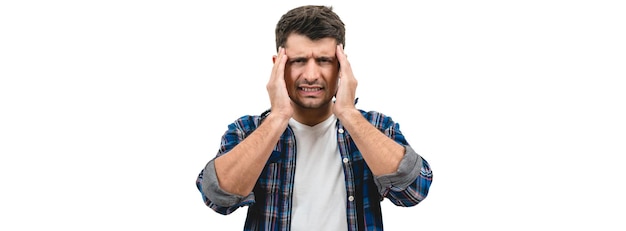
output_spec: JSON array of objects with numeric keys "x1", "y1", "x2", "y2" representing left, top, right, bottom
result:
[{"x1": 302, "y1": 59, "x2": 320, "y2": 83}]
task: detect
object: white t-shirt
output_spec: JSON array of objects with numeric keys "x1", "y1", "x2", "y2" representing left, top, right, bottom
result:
[{"x1": 289, "y1": 115, "x2": 348, "y2": 231}]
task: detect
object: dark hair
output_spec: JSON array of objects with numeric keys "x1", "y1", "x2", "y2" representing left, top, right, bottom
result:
[{"x1": 275, "y1": 5, "x2": 345, "y2": 51}]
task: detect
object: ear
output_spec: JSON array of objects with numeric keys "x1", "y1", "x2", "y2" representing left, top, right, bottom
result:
[{"x1": 272, "y1": 55, "x2": 277, "y2": 64}]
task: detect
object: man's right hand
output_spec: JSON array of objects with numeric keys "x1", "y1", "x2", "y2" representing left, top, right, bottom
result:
[{"x1": 267, "y1": 47, "x2": 294, "y2": 119}]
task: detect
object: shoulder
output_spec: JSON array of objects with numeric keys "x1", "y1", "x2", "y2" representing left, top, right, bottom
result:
[
  {"x1": 226, "y1": 111, "x2": 268, "y2": 133},
  {"x1": 357, "y1": 109, "x2": 398, "y2": 128}
]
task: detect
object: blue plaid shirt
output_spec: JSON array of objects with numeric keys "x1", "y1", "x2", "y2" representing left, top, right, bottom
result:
[{"x1": 196, "y1": 109, "x2": 433, "y2": 230}]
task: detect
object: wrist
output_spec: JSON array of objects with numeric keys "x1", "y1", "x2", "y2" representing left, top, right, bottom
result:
[
  {"x1": 266, "y1": 111, "x2": 292, "y2": 124},
  {"x1": 334, "y1": 107, "x2": 360, "y2": 121}
]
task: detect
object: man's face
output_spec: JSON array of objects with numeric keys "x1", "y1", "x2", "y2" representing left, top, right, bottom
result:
[{"x1": 283, "y1": 33, "x2": 339, "y2": 110}]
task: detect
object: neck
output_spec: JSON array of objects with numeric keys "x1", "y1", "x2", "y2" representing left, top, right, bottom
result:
[{"x1": 292, "y1": 105, "x2": 333, "y2": 126}]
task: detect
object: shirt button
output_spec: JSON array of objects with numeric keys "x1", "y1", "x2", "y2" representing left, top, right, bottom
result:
[
  {"x1": 342, "y1": 158, "x2": 349, "y2": 164},
  {"x1": 348, "y1": 196, "x2": 354, "y2": 202},
  {"x1": 338, "y1": 128, "x2": 344, "y2": 133}
]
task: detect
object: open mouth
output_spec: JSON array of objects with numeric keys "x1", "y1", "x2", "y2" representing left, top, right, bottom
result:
[
  {"x1": 298, "y1": 86, "x2": 324, "y2": 97},
  {"x1": 300, "y1": 87, "x2": 322, "y2": 92}
]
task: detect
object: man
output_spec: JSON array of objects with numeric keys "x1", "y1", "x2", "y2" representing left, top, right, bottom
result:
[{"x1": 196, "y1": 5, "x2": 432, "y2": 231}]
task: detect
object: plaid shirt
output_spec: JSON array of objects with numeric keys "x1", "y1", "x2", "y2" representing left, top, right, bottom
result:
[{"x1": 196, "y1": 109, "x2": 433, "y2": 230}]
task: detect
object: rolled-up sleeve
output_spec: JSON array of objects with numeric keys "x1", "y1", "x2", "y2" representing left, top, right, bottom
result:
[
  {"x1": 373, "y1": 145, "x2": 433, "y2": 207},
  {"x1": 196, "y1": 159, "x2": 255, "y2": 215}
]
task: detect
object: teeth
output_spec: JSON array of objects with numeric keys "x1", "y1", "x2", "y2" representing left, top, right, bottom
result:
[{"x1": 301, "y1": 88, "x2": 321, "y2": 92}]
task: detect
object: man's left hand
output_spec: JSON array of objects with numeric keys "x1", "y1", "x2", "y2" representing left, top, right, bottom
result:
[{"x1": 333, "y1": 44, "x2": 358, "y2": 117}]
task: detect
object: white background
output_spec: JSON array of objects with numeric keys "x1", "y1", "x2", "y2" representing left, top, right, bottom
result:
[{"x1": 1, "y1": 0, "x2": 625, "y2": 230}]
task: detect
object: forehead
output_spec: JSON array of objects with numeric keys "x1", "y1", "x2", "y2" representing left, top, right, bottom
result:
[{"x1": 284, "y1": 33, "x2": 337, "y2": 57}]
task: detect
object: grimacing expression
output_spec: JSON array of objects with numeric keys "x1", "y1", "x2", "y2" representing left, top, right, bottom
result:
[{"x1": 283, "y1": 34, "x2": 339, "y2": 110}]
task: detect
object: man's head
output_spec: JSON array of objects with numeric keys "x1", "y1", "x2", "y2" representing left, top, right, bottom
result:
[
  {"x1": 275, "y1": 5, "x2": 345, "y2": 51},
  {"x1": 272, "y1": 5, "x2": 346, "y2": 120}
]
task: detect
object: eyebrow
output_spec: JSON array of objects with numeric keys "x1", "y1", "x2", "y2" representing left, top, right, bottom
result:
[
  {"x1": 316, "y1": 56, "x2": 335, "y2": 61},
  {"x1": 289, "y1": 55, "x2": 336, "y2": 61}
]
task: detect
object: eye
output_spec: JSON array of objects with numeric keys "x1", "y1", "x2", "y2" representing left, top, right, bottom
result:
[
  {"x1": 317, "y1": 57, "x2": 334, "y2": 64},
  {"x1": 290, "y1": 58, "x2": 306, "y2": 65}
]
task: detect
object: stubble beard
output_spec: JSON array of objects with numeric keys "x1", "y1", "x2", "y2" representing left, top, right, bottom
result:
[{"x1": 291, "y1": 95, "x2": 333, "y2": 111}]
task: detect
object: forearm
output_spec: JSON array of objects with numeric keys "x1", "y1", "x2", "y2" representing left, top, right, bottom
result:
[
  {"x1": 214, "y1": 113, "x2": 290, "y2": 196},
  {"x1": 336, "y1": 109, "x2": 405, "y2": 176}
]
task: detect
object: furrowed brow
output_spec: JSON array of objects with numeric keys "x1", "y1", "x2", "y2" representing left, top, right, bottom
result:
[{"x1": 316, "y1": 56, "x2": 335, "y2": 61}]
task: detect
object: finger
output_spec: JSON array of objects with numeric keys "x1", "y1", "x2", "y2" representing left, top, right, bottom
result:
[
  {"x1": 336, "y1": 44, "x2": 353, "y2": 78},
  {"x1": 336, "y1": 44, "x2": 345, "y2": 61},
  {"x1": 270, "y1": 47, "x2": 287, "y2": 82},
  {"x1": 270, "y1": 47, "x2": 283, "y2": 80},
  {"x1": 275, "y1": 48, "x2": 288, "y2": 81}
]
